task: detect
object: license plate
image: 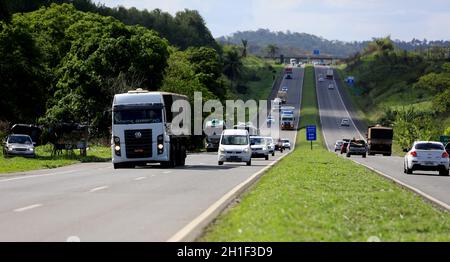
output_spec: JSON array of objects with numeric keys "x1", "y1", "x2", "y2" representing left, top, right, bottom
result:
[
  {"x1": 228, "y1": 156, "x2": 240, "y2": 161},
  {"x1": 424, "y1": 162, "x2": 435, "y2": 166}
]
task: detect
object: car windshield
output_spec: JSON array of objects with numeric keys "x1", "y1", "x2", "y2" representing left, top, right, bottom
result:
[
  {"x1": 267, "y1": 138, "x2": 273, "y2": 143},
  {"x1": 415, "y1": 143, "x2": 444, "y2": 150},
  {"x1": 114, "y1": 109, "x2": 162, "y2": 124},
  {"x1": 282, "y1": 139, "x2": 289, "y2": 143},
  {"x1": 221, "y1": 135, "x2": 248, "y2": 145},
  {"x1": 250, "y1": 137, "x2": 265, "y2": 145},
  {"x1": 8, "y1": 135, "x2": 32, "y2": 144}
]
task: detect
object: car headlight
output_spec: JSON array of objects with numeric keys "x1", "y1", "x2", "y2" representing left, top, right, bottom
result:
[
  {"x1": 29, "y1": 148, "x2": 34, "y2": 151},
  {"x1": 8, "y1": 146, "x2": 14, "y2": 151},
  {"x1": 219, "y1": 147, "x2": 225, "y2": 152},
  {"x1": 243, "y1": 148, "x2": 249, "y2": 153}
]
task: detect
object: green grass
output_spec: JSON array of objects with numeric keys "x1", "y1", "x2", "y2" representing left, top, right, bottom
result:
[
  {"x1": 200, "y1": 65, "x2": 450, "y2": 242},
  {"x1": 0, "y1": 144, "x2": 111, "y2": 174},
  {"x1": 241, "y1": 56, "x2": 284, "y2": 101}
]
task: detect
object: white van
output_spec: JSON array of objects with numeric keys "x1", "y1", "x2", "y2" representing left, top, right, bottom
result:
[{"x1": 218, "y1": 129, "x2": 252, "y2": 166}]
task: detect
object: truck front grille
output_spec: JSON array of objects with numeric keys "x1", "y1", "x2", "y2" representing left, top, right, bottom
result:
[{"x1": 124, "y1": 129, "x2": 152, "y2": 158}]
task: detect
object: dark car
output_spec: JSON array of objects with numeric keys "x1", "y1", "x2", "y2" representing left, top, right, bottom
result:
[
  {"x1": 346, "y1": 140, "x2": 367, "y2": 158},
  {"x1": 285, "y1": 74, "x2": 292, "y2": 79}
]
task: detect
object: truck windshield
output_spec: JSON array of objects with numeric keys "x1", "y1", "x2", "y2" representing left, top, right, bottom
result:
[
  {"x1": 114, "y1": 109, "x2": 162, "y2": 124},
  {"x1": 221, "y1": 135, "x2": 248, "y2": 145},
  {"x1": 8, "y1": 136, "x2": 32, "y2": 144},
  {"x1": 371, "y1": 129, "x2": 393, "y2": 139}
]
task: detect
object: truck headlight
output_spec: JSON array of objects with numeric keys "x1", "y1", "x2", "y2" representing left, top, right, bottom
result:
[
  {"x1": 157, "y1": 135, "x2": 164, "y2": 154},
  {"x1": 114, "y1": 145, "x2": 121, "y2": 151},
  {"x1": 219, "y1": 147, "x2": 225, "y2": 153},
  {"x1": 158, "y1": 144, "x2": 164, "y2": 150},
  {"x1": 114, "y1": 136, "x2": 120, "y2": 143}
]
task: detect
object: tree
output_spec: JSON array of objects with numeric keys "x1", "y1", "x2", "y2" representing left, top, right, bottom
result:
[
  {"x1": 241, "y1": 39, "x2": 248, "y2": 57},
  {"x1": 265, "y1": 44, "x2": 278, "y2": 59},
  {"x1": 222, "y1": 46, "x2": 243, "y2": 84},
  {"x1": 0, "y1": 0, "x2": 11, "y2": 22}
]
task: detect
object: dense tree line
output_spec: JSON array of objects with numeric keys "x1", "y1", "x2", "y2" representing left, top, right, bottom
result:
[
  {"x1": 2, "y1": 0, "x2": 219, "y2": 51},
  {"x1": 345, "y1": 37, "x2": 450, "y2": 148},
  {"x1": 218, "y1": 29, "x2": 450, "y2": 58}
]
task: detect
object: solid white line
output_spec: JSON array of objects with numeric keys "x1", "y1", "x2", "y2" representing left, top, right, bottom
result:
[
  {"x1": 134, "y1": 176, "x2": 146, "y2": 181},
  {"x1": 163, "y1": 171, "x2": 172, "y2": 174},
  {"x1": 88, "y1": 186, "x2": 109, "y2": 193},
  {"x1": 14, "y1": 204, "x2": 43, "y2": 212},
  {"x1": 167, "y1": 68, "x2": 303, "y2": 242}
]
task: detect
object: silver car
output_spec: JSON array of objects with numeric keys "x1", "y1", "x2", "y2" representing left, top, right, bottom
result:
[
  {"x1": 265, "y1": 137, "x2": 275, "y2": 156},
  {"x1": 3, "y1": 134, "x2": 36, "y2": 158}
]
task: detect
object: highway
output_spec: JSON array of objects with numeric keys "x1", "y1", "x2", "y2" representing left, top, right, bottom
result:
[
  {"x1": 315, "y1": 65, "x2": 450, "y2": 208},
  {"x1": 0, "y1": 67, "x2": 304, "y2": 241}
]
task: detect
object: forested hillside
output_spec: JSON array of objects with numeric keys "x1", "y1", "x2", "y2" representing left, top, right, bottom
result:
[
  {"x1": 340, "y1": 37, "x2": 450, "y2": 149},
  {"x1": 219, "y1": 29, "x2": 450, "y2": 57}
]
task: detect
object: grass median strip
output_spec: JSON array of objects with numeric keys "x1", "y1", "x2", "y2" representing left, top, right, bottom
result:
[
  {"x1": 200, "y1": 65, "x2": 450, "y2": 241},
  {"x1": 0, "y1": 145, "x2": 111, "y2": 174}
]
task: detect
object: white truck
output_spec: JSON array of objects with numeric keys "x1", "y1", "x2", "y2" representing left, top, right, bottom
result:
[
  {"x1": 326, "y1": 69, "x2": 334, "y2": 80},
  {"x1": 111, "y1": 89, "x2": 190, "y2": 169},
  {"x1": 277, "y1": 90, "x2": 288, "y2": 104},
  {"x1": 205, "y1": 119, "x2": 225, "y2": 152}
]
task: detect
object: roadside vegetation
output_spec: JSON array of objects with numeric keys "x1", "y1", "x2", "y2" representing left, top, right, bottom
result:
[
  {"x1": 338, "y1": 37, "x2": 450, "y2": 151},
  {"x1": 0, "y1": 145, "x2": 111, "y2": 174},
  {"x1": 200, "y1": 65, "x2": 450, "y2": 242}
]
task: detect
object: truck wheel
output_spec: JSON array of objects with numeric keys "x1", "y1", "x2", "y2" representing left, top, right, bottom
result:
[
  {"x1": 272, "y1": 152, "x2": 275, "y2": 156},
  {"x1": 265, "y1": 155, "x2": 269, "y2": 160},
  {"x1": 362, "y1": 154, "x2": 366, "y2": 158},
  {"x1": 218, "y1": 161, "x2": 223, "y2": 166},
  {"x1": 346, "y1": 153, "x2": 350, "y2": 158},
  {"x1": 246, "y1": 160, "x2": 251, "y2": 166}
]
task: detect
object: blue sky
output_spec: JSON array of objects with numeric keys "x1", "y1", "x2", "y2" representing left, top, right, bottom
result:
[{"x1": 99, "y1": 0, "x2": 450, "y2": 41}]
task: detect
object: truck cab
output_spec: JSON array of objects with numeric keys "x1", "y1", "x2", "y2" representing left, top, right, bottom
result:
[
  {"x1": 111, "y1": 89, "x2": 189, "y2": 169},
  {"x1": 367, "y1": 125, "x2": 393, "y2": 156}
]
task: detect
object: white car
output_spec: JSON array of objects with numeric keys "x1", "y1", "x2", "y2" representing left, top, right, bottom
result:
[
  {"x1": 281, "y1": 86, "x2": 289, "y2": 92},
  {"x1": 404, "y1": 141, "x2": 449, "y2": 176},
  {"x1": 328, "y1": 84, "x2": 334, "y2": 89},
  {"x1": 340, "y1": 118, "x2": 350, "y2": 127},
  {"x1": 334, "y1": 140, "x2": 344, "y2": 152},
  {"x1": 218, "y1": 129, "x2": 252, "y2": 166},
  {"x1": 318, "y1": 78, "x2": 324, "y2": 82},
  {"x1": 281, "y1": 139, "x2": 291, "y2": 150},
  {"x1": 2, "y1": 134, "x2": 36, "y2": 158},
  {"x1": 265, "y1": 137, "x2": 275, "y2": 156},
  {"x1": 250, "y1": 136, "x2": 270, "y2": 160}
]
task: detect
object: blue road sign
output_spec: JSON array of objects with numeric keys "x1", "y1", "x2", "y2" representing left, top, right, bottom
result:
[
  {"x1": 306, "y1": 125, "x2": 317, "y2": 141},
  {"x1": 313, "y1": 49, "x2": 320, "y2": 55}
]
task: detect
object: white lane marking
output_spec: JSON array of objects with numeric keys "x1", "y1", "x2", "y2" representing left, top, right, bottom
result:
[
  {"x1": 0, "y1": 170, "x2": 77, "y2": 183},
  {"x1": 66, "y1": 236, "x2": 81, "y2": 242},
  {"x1": 14, "y1": 204, "x2": 43, "y2": 212},
  {"x1": 167, "y1": 68, "x2": 303, "y2": 242},
  {"x1": 88, "y1": 186, "x2": 109, "y2": 193},
  {"x1": 163, "y1": 171, "x2": 172, "y2": 174},
  {"x1": 134, "y1": 176, "x2": 146, "y2": 181}
]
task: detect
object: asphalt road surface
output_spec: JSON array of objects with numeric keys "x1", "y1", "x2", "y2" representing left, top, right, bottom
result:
[
  {"x1": 315, "y1": 65, "x2": 450, "y2": 207},
  {"x1": 0, "y1": 67, "x2": 304, "y2": 241}
]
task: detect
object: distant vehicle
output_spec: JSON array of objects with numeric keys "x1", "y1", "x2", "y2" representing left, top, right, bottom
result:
[
  {"x1": 204, "y1": 119, "x2": 225, "y2": 152},
  {"x1": 403, "y1": 141, "x2": 449, "y2": 176},
  {"x1": 233, "y1": 122, "x2": 259, "y2": 136},
  {"x1": 290, "y1": 58, "x2": 297, "y2": 66},
  {"x1": 318, "y1": 78, "x2": 324, "y2": 82},
  {"x1": 281, "y1": 86, "x2": 289, "y2": 92},
  {"x1": 285, "y1": 74, "x2": 292, "y2": 80},
  {"x1": 277, "y1": 90, "x2": 288, "y2": 104},
  {"x1": 2, "y1": 134, "x2": 35, "y2": 158},
  {"x1": 250, "y1": 136, "x2": 270, "y2": 160},
  {"x1": 266, "y1": 115, "x2": 275, "y2": 127},
  {"x1": 265, "y1": 137, "x2": 275, "y2": 156},
  {"x1": 346, "y1": 139, "x2": 367, "y2": 158},
  {"x1": 281, "y1": 139, "x2": 291, "y2": 150},
  {"x1": 281, "y1": 114, "x2": 295, "y2": 130},
  {"x1": 340, "y1": 118, "x2": 350, "y2": 127},
  {"x1": 111, "y1": 89, "x2": 189, "y2": 169},
  {"x1": 334, "y1": 140, "x2": 344, "y2": 152},
  {"x1": 326, "y1": 69, "x2": 334, "y2": 80},
  {"x1": 218, "y1": 129, "x2": 252, "y2": 166},
  {"x1": 328, "y1": 84, "x2": 334, "y2": 90},
  {"x1": 284, "y1": 67, "x2": 293, "y2": 75},
  {"x1": 367, "y1": 125, "x2": 393, "y2": 156}
]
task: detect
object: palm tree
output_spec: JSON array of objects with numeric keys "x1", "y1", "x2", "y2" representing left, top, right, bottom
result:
[
  {"x1": 241, "y1": 39, "x2": 248, "y2": 57},
  {"x1": 223, "y1": 48, "x2": 243, "y2": 87},
  {"x1": 266, "y1": 44, "x2": 279, "y2": 59}
]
